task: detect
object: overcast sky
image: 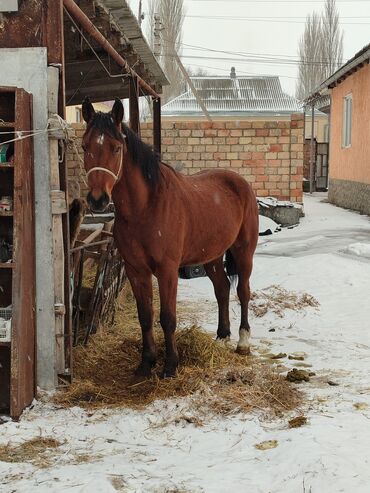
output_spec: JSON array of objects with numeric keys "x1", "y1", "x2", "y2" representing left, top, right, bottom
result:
[{"x1": 127, "y1": 0, "x2": 370, "y2": 96}]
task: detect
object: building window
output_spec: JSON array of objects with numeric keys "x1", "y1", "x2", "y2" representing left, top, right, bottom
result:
[
  {"x1": 75, "y1": 108, "x2": 82, "y2": 123},
  {"x1": 324, "y1": 124, "x2": 330, "y2": 143},
  {"x1": 342, "y1": 94, "x2": 352, "y2": 147}
]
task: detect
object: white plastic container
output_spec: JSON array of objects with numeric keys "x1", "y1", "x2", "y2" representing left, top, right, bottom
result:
[{"x1": 0, "y1": 318, "x2": 11, "y2": 342}]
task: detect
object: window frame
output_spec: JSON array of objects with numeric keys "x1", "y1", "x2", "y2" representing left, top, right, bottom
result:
[{"x1": 342, "y1": 94, "x2": 352, "y2": 148}]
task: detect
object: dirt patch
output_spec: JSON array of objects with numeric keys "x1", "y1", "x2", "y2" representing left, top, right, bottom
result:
[
  {"x1": 288, "y1": 416, "x2": 307, "y2": 428},
  {"x1": 250, "y1": 285, "x2": 319, "y2": 318},
  {"x1": 56, "y1": 285, "x2": 302, "y2": 416}
]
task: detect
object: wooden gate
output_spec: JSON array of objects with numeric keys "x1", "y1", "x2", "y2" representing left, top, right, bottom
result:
[{"x1": 316, "y1": 142, "x2": 329, "y2": 190}]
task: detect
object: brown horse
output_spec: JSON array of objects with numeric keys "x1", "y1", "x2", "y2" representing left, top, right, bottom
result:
[{"x1": 81, "y1": 98, "x2": 259, "y2": 378}]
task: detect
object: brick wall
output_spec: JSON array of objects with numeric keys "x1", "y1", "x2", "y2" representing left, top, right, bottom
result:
[{"x1": 67, "y1": 114, "x2": 304, "y2": 203}]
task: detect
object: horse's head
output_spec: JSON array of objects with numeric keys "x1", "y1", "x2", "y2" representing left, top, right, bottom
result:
[{"x1": 81, "y1": 97, "x2": 126, "y2": 212}]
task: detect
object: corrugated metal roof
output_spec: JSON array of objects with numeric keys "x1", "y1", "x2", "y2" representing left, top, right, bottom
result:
[
  {"x1": 98, "y1": 0, "x2": 168, "y2": 88},
  {"x1": 162, "y1": 75, "x2": 301, "y2": 116}
]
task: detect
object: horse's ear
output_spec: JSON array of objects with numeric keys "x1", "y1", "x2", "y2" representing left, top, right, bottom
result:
[
  {"x1": 111, "y1": 97, "x2": 124, "y2": 126},
  {"x1": 82, "y1": 97, "x2": 95, "y2": 123}
]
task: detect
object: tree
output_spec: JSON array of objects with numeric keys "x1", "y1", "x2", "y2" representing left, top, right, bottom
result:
[
  {"x1": 296, "y1": 0, "x2": 344, "y2": 100},
  {"x1": 296, "y1": 12, "x2": 325, "y2": 100},
  {"x1": 147, "y1": 0, "x2": 185, "y2": 103},
  {"x1": 321, "y1": 0, "x2": 343, "y2": 77}
]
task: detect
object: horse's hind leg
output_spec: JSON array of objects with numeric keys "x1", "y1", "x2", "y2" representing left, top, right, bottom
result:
[
  {"x1": 231, "y1": 233, "x2": 257, "y2": 355},
  {"x1": 204, "y1": 256, "x2": 231, "y2": 339}
]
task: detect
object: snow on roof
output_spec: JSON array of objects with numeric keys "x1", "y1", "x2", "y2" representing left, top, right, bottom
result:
[{"x1": 162, "y1": 74, "x2": 301, "y2": 116}]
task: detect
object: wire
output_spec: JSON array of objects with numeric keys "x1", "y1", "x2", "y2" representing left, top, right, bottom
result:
[
  {"x1": 182, "y1": 62, "x2": 299, "y2": 79},
  {"x1": 163, "y1": 53, "x2": 342, "y2": 68},
  {"x1": 186, "y1": 0, "x2": 370, "y2": 2},
  {"x1": 184, "y1": 15, "x2": 370, "y2": 24},
  {"x1": 161, "y1": 38, "x2": 347, "y2": 65}
]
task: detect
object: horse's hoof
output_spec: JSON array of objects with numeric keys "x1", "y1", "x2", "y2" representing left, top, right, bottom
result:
[
  {"x1": 161, "y1": 369, "x2": 177, "y2": 379},
  {"x1": 236, "y1": 346, "x2": 251, "y2": 356},
  {"x1": 134, "y1": 364, "x2": 153, "y2": 378},
  {"x1": 216, "y1": 335, "x2": 231, "y2": 342}
]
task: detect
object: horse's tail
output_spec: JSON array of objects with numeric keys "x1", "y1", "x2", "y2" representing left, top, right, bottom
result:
[{"x1": 225, "y1": 249, "x2": 238, "y2": 288}]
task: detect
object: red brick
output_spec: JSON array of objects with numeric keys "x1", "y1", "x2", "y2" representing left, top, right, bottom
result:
[{"x1": 269, "y1": 144, "x2": 282, "y2": 153}]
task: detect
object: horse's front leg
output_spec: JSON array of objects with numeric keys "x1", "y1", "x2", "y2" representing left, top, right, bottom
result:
[
  {"x1": 126, "y1": 265, "x2": 156, "y2": 377},
  {"x1": 157, "y1": 267, "x2": 179, "y2": 378}
]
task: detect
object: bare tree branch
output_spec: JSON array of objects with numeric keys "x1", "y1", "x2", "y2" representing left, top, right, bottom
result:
[{"x1": 296, "y1": 0, "x2": 343, "y2": 100}]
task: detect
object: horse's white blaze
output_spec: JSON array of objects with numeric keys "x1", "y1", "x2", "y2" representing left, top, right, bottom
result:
[
  {"x1": 97, "y1": 134, "x2": 105, "y2": 145},
  {"x1": 237, "y1": 328, "x2": 250, "y2": 350}
]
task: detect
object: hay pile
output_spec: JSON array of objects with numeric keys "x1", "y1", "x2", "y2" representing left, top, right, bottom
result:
[
  {"x1": 0, "y1": 438, "x2": 61, "y2": 467},
  {"x1": 56, "y1": 284, "x2": 301, "y2": 416},
  {"x1": 250, "y1": 285, "x2": 319, "y2": 318}
]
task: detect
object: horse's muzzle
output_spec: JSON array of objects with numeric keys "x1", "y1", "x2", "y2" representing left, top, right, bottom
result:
[{"x1": 87, "y1": 191, "x2": 110, "y2": 212}]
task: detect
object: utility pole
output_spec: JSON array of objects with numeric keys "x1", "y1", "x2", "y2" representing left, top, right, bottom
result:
[
  {"x1": 138, "y1": 0, "x2": 143, "y2": 26},
  {"x1": 153, "y1": 14, "x2": 162, "y2": 58}
]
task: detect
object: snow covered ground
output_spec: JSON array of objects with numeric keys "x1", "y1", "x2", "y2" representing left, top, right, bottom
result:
[{"x1": 2, "y1": 193, "x2": 370, "y2": 493}]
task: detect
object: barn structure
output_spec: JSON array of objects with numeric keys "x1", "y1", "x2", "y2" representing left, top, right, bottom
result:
[{"x1": 0, "y1": 0, "x2": 167, "y2": 419}]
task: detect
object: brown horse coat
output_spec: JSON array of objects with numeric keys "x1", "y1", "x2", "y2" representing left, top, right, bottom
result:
[{"x1": 82, "y1": 98, "x2": 259, "y2": 377}]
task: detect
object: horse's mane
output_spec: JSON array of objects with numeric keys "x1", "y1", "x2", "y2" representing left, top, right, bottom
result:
[{"x1": 89, "y1": 111, "x2": 161, "y2": 186}]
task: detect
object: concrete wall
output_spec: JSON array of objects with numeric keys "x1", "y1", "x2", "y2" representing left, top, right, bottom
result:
[
  {"x1": 67, "y1": 114, "x2": 304, "y2": 203},
  {"x1": 328, "y1": 178, "x2": 370, "y2": 215}
]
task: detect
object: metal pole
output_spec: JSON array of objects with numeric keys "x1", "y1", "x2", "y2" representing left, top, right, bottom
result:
[
  {"x1": 309, "y1": 103, "x2": 315, "y2": 194},
  {"x1": 153, "y1": 97, "x2": 161, "y2": 154},
  {"x1": 63, "y1": 0, "x2": 160, "y2": 98},
  {"x1": 172, "y1": 49, "x2": 212, "y2": 122},
  {"x1": 138, "y1": 0, "x2": 143, "y2": 26}
]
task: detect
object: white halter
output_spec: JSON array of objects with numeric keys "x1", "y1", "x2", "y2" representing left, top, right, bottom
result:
[{"x1": 85, "y1": 136, "x2": 125, "y2": 184}]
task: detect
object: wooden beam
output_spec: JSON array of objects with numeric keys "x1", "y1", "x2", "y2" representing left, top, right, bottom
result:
[
  {"x1": 129, "y1": 77, "x2": 140, "y2": 134},
  {"x1": 172, "y1": 49, "x2": 212, "y2": 122},
  {"x1": 63, "y1": 0, "x2": 160, "y2": 98}
]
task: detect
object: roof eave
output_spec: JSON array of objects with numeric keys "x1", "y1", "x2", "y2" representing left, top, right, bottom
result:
[
  {"x1": 305, "y1": 44, "x2": 370, "y2": 103},
  {"x1": 97, "y1": 0, "x2": 169, "y2": 88}
]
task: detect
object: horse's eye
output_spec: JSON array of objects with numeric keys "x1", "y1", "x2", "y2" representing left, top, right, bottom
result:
[{"x1": 114, "y1": 146, "x2": 121, "y2": 154}]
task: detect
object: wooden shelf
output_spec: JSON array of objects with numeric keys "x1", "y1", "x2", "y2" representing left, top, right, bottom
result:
[
  {"x1": 0, "y1": 163, "x2": 14, "y2": 168},
  {"x1": 0, "y1": 341, "x2": 10, "y2": 347},
  {"x1": 0, "y1": 263, "x2": 15, "y2": 269},
  {"x1": 0, "y1": 211, "x2": 13, "y2": 216}
]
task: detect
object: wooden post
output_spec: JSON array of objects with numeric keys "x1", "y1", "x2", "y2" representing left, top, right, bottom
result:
[
  {"x1": 153, "y1": 97, "x2": 161, "y2": 154},
  {"x1": 172, "y1": 49, "x2": 212, "y2": 122},
  {"x1": 309, "y1": 103, "x2": 315, "y2": 194},
  {"x1": 129, "y1": 77, "x2": 140, "y2": 134},
  {"x1": 48, "y1": 66, "x2": 66, "y2": 377}
]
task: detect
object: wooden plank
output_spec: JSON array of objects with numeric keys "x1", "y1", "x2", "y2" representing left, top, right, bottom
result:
[
  {"x1": 129, "y1": 77, "x2": 140, "y2": 134},
  {"x1": 48, "y1": 67, "x2": 66, "y2": 379},
  {"x1": 10, "y1": 89, "x2": 35, "y2": 420},
  {"x1": 51, "y1": 190, "x2": 68, "y2": 214}
]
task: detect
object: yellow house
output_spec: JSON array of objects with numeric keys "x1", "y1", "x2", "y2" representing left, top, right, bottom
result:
[{"x1": 66, "y1": 101, "x2": 112, "y2": 123}]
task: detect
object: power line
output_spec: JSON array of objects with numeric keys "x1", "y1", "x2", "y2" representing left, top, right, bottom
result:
[
  {"x1": 161, "y1": 38, "x2": 346, "y2": 65},
  {"x1": 164, "y1": 53, "x2": 338, "y2": 68},
  {"x1": 185, "y1": 0, "x2": 370, "y2": 2},
  {"x1": 183, "y1": 62, "x2": 299, "y2": 79},
  {"x1": 184, "y1": 14, "x2": 370, "y2": 24}
]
